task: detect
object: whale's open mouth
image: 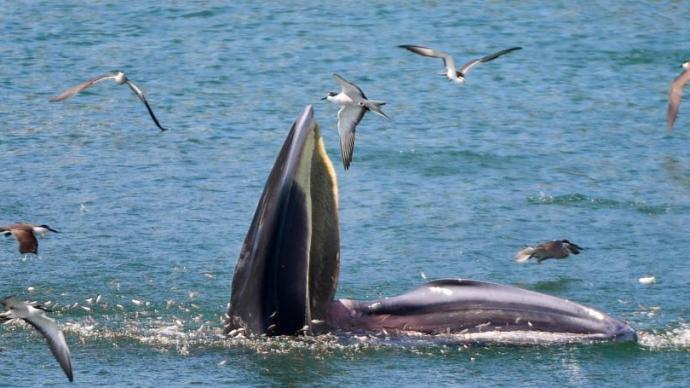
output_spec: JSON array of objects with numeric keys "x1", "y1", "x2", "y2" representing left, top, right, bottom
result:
[
  {"x1": 226, "y1": 106, "x2": 339, "y2": 336},
  {"x1": 225, "y1": 105, "x2": 636, "y2": 343}
]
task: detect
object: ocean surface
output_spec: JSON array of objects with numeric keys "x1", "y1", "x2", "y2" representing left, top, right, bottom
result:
[{"x1": 2, "y1": 1, "x2": 690, "y2": 386}]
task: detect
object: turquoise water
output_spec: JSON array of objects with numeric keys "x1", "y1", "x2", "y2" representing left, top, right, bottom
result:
[{"x1": 2, "y1": 1, "x2": 690, "y2": 386}]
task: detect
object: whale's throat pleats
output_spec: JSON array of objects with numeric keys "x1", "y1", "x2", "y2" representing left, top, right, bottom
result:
[{"x1": 307, "y1": 130, "x2": 340, "y2": 324}]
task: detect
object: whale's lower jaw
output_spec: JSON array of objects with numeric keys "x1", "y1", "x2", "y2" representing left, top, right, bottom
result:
[{"x1": 323, "y1": 315, "x2": 636, "y2": 344}]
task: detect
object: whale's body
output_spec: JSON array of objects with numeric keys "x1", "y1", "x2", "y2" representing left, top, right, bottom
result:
[
  {"x1": 226, "y1": 106, "x2": 636, "y2": 343},
  {"x1": 326, "y1": 279, "x2": 635, "y2": 342}
]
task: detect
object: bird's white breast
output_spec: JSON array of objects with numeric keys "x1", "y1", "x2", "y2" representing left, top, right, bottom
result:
[
  {"x1": 32, "y1": 226, "x2": 48, "y2": 234},
  {"x1": 328, "y1": 93, "x2": 355, "y2": 106}
]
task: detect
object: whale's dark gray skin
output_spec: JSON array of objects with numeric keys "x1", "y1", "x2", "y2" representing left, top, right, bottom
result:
[
  {"x1": 226, "y1": 105, "x2": 636, "y2": 343},
  {"x1": 326, "y1": 279, "x2": 635, "y2": 341},
  {"x1": 228, "y1": 105, "x2": 340, "y2": 336}
]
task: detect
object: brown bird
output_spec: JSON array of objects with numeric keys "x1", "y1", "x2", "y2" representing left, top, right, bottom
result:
[
  {"x1": 515, "y1": 240, "x2": 583, "y2": 263},
  {"x1": 668, "y1": 60, "x2": 690, "y2": 131},
  {"x1": 0, "y1": 224, "x2": 60, "y2": 254},
  {"x1": 50, "y1": 71, "x2": 169, "y2": 131}
]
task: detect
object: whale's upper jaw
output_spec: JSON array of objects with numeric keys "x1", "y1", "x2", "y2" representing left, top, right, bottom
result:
[{"x1": 226, "y1": 105, "x2": 340, "y2": 336}]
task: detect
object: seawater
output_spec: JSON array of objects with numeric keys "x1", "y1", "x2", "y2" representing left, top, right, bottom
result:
[{"x1": 1, "y1": 2, "x2": 690, "y2": 386}]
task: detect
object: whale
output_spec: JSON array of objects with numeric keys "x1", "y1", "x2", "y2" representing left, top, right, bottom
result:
[{"x1": 226, "y1": 105, "x2": 636, "y2": 343}]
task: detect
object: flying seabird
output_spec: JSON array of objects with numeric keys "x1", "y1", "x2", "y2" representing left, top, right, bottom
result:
[
  {"x1": 1, "y1": 296, "x2": 73, "y2": 382},
  {"x1": 398, "y1": 45, "x2": 522, "y2": 84},
  {"x1": 50, "y1": 71, "x2": 169, "y2": 131},
  {"x1": 515, "y1": 240, "x2": 583, "y2": 263},
  {"x1": 322, "y1": 74, "x2": 389, "y2": 170},
  {"x1": 668, "y1": 60, "x2": 690, "y2": 131},
  {"x1": 1, "y1": 223, "x2": 59, "y2": 254}
]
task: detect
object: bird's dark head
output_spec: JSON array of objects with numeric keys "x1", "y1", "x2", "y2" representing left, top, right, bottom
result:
[
  {"x1": 321, "y1": 92, "x2": 337, "y2": 100},
  {"x1": 562, "y1": 240, "x2": 583, "y2": 252},
  {"x1": 38, "y1": 224, "x2": 60, "y2": 233}
]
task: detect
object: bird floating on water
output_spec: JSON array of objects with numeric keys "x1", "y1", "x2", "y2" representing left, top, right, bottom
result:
[
  {"x1": 667, "y1": 60, "x2": 690, "y2": 131},
  {"x1": 1, "y1": 296, "x2": 73, "y2": 382},
  {"x1": 50, "y1": 71, "x2": 169, "y2": 131},
  {"x1": 515, "y1": 240, "x2": 583, "y2": 263},
  {"x1": 1, "y1": 223, "x2": 59, "y2": 254},
  {"x1": 398, "y1": 45, "x2": 522, "y2": 84},
  {"x1": 322, "y1": 73, "x2": 388, "y2": 170}
]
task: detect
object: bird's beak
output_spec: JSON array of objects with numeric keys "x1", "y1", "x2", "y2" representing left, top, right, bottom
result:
[
  {"x1": 320, "y1": 96, "x2": 327, "y2": 101},
  {"x1": 47, "y1": 227, "x2": 60, "y2": 233}
]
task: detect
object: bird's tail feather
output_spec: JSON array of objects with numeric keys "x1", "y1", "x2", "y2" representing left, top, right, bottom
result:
[
  {"x1": 515, "y1": 247, "x2": 535, "y2": 262},
  {"x1": 364, "y1": 101, "x2": 389, "y2": 119}
]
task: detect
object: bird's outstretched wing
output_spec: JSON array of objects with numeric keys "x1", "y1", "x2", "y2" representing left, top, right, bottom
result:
[
  {"x1": 458, "y1": 47, "x2": 522, "y2": 76},
  {"x1": 126, "y1": 80, "x2": 169, "y2": 131},
  {"x1": 49, "y1": 73, "x2": 119, "y2": 102},
  {"x1": 333, "y1": 74, "x2": 366, "y2": 99},
  {"x1": 11, "y1": 229, "x2": 38, "y2": 254},
  {"x1": 1, "y1": 297, "x2": 74, "y2": 382},
  {"x1": 399, "y1": 45, "x2": 456, "y2": 73},
  {"x1": 337, "y1": 105, "x2": 366, "y2": 170},
  {"x1": 668, "y1": 70, "x2": 690, "y2": 131},
  {"x1": 24, "y1": 310, "x2": 74, "y2": 382}
]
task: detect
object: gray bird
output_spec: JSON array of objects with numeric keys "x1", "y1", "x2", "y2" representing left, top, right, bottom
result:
[
  {"x1": 399, "y1": 45, "x2": 522, "y2": 84},
  {"x1": 1, "y1": 296, "x2": 73, "y2": 382},
  {"x1": 515, "y1": 240, "x2": 583, "y2": 263},
  {"x1": 1, "y1": 223, "x2": 59, "y2": 254},
  {"x1": 668, "y1": 60, "x2": 690, "y2": 131},
  {"x1": 322, "y1": 74, "x2": 388, "y2": 170},
  {"x1": 50, "y1": 71, "x2": 169, "y2": 131}
]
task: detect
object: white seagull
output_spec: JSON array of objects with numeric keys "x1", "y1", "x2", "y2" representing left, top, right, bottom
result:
[
  {"x1": 50, "y1": 71, "x2": 169, "y2": 131},
  {"x1": 322, "y1": 74, "x2": 388, "y2": 170},
  {"x1": 1, "y1": 296, "x2": 73, "y2": 382},
  {"x1": 668, "y1": 60, "x2": 690, "y2": 131},
  {"x1": 398, "y1": 45, "x2": 522, "y2": 84}
]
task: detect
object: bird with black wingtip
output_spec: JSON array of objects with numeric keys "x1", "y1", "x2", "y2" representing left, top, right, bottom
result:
[
  {"x1": 399, "y1": 44, "x2": 521, "y2": 84},
  {"x1": 1, "y1": 296, "x2": 74, "y2": 382},
  {"x1": 50, "y1": 71, "x2": 169, "y2": 131},
  {"x1": 322, "y1": 73, "x2": 388, "y2": 170},
  {"x1": 515, "y1": 240, "x2": 583, "y2": 263},
  {"x1": 1, "y1": 223, "x2": 59, "y2": 255}
]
